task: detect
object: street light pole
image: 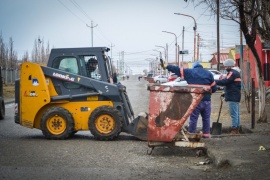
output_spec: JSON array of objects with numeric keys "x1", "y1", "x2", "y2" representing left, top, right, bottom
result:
[
  {"x1": 155, "y1": 45, "x2": 167, "y2": 75},
  {"x1": 162, "y1": 31, "x2": 178, "y2": 65},
  {"x1": 153, "y1": 49, "x2": 162, "y2": 59},
  {"x1": 145, "y1": 58, "x2": 156, "y2": 74},
  {"x1": 155, "y1": 46, "x2": 167, "y2": 61},
  {"x1": 174, "y1": 13, "x2": 197, "y2": 62}
]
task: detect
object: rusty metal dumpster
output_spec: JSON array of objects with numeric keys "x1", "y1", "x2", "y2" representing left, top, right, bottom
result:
[{"x1": 147, "y1": 84, "x2": 211, "y2": 150}]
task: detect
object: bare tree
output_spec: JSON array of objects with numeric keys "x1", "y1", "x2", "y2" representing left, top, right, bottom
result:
[
  {"x1": 22, "y1": 51, "x2": 29, "y2": 63},
  {"x1": 188, "y1": 0, "x2": 269, "y2": 122},
  {"x1": 9, "y1": 37, "x2": 17, "y2": 69},
  {"x1": 31, "y1": 38, "x2": 38, "y2": 63},
  {"x1": 31, "y1": 37, "x2": 50, "y2": 64},
  {"x1": 45, "y1": 41, "x2": 50, "y2": 62},
  {"x1": 0, "y1": 32, "x2": 5, "y2": 68}
]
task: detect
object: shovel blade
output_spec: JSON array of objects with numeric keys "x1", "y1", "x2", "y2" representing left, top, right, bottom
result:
[{"x1": 211, "y1": 122, "x2": 222, "y2": 135}]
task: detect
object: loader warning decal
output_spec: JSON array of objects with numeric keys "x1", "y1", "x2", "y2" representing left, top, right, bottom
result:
[
  {"x1": 52, "y1": 72, "x2": 75, "y2": 82},
  {"x1": 24, "y1": 90, "x2": 38, "y2": 97},
  {"x1": 32, "y1": 78, "x2": 39, "y2": 86}
]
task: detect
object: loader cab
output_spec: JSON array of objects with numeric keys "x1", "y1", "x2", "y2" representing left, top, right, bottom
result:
[{"x1": 48, "y1": 47, "x2": 113, "y2": 83}]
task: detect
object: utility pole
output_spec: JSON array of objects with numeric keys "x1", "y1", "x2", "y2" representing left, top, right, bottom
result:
[
  {"x1": 119, "y1": 51, "x2": 124, "y2": 75},
  {"x1": 109, "y1": 43, "x2": 115, "y2": 58},
  {"x1": 182, "y1": 26, "x2": 185, "y2": 64},
  {"x1": 217, "y1": 0, "x2": 220, "y2": 71},
  {"x1": 197, "y1": 33, "x2": 200, "y2": 61},
  {"x1": 240, "y1": 17, "x2": 244, "y2": 90},
  {"x1": 109, "y1": 43, "x2": 115, "y2": 63},
  {"x1": 86, "y1": 20, "x2": 98, "y2": 47},
  {"x1": 166, "y1": 43, "x2": 168, "y2": 64}
]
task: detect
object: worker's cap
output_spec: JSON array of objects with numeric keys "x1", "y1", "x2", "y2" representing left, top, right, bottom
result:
[
  {"x1": 88, "y1": 58, "x2": 98, "y2": 64},
  {"x1": 192, "y1": 61, "x2": 201, "y2": 68},
  {"x1": 223, "y1": 59, "x2": 235, "y2": 67}
]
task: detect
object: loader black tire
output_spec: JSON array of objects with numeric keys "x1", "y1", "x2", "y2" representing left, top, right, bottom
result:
[
  {"x1": 0, "y1": 100, "x2": 5, "y2": 120},
  {"x1": 41, "y1": 107, "x2": 74, "y2": 140},
  {"x1": 89, "y1": 106, "x2": 122, "y2": 141}
]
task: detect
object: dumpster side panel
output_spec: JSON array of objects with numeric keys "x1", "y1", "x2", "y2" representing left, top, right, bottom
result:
[{"x1": 148, "y1": 86, "x2": 206, "y2": 142}]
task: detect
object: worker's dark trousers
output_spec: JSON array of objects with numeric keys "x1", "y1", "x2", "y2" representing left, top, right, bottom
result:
[{"x1": 188, "y1": 101, "x2": 211, "y2": 137}]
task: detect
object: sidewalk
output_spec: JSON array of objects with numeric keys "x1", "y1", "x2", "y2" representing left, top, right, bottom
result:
[
  {"x1": 202, "y1": 91, "x2": 270, "y2": 169},
  {"x1": 203, "y1": 123, "x2": 270, "y2": 169}
]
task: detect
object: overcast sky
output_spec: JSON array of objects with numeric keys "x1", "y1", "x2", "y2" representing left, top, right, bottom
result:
[{"x1": 0, "y1": 0, "x2": 241, "y2": 74}]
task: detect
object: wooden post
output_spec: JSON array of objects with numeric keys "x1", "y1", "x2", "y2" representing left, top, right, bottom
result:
[{"x1": 251, "y1": 78, "x2": 255, "y2": 129}]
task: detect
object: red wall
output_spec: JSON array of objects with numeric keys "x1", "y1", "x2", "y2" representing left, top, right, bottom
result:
[{"x1": 237, "y1": 35, "x2": 270, "y2": 89}]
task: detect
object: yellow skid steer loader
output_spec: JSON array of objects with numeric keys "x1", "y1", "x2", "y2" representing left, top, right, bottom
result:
[{"x1": 14, "y1": 47, "x2": 147, "y2": 140}]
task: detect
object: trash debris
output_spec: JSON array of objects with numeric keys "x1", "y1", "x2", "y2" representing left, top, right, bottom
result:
[
  {"x1": 258, "y1": 146, "x2": 266, "y2": 151},
  {"x1": 195, "y1": 159, "x2": 211, "y2": 165},
  {"x1": 196, "y1": 149, "x2": 204, "y2": 156}
]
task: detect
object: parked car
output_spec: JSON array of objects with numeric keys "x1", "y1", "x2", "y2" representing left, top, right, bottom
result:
[
  {"x1": 161, "y1": 77, "x2": 188, "y2": 87},
  {"x1": 153, "y1": 75, "x2": 168, "y2": 83},
  {"x1": 208, "y1": 69, "x2": 226, "y2": 90},
  {"x1": 208, "y1": 70, "x2": 226, "y2": 80},
  {"x1": 167, "y1": 73, "x2": 178, "y2": 82}
]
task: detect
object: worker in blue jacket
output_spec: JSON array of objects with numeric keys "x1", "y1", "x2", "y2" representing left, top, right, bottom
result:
[
  {"x1": 215, "y1": 59, "x2": 241, "y2": 134},
  {"x1": 160, "y1": 59, "x2": 217, "y2": 138}
]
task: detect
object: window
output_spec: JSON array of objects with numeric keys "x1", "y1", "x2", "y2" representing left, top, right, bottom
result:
[
  {"x1": 82, "y1": 55, "x2": 101, "y2": 80},
  {"x1": 52, "y1": 57, "x2": 79, "y2": 74},
  {"x1": 52, "y1": 56, "x2": 80, "y2": 89}
]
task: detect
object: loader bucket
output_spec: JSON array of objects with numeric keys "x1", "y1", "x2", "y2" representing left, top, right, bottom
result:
[{"x1": 129, "y1": 112, "x2": 148, "y2": 141}]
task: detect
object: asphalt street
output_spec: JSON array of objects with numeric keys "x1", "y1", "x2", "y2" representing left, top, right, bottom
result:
[{"x1": 1, "y1": 75, "x2": 270, "y2": 179}]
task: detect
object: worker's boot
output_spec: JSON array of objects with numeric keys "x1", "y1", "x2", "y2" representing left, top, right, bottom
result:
[{"x1": 230, "y1": 128, "x2": 240, "y2": 135}]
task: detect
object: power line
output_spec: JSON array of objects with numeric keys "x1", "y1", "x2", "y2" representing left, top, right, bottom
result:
[
  {"x1": 70, "y1": 0, "x2": 93, "y2": 21},
  {"x1": 57, "y1": 0, "x2": 86, "y2": 24},
  {"x1": 59, "y1": 0, "x2": 114, "y2": 47}
]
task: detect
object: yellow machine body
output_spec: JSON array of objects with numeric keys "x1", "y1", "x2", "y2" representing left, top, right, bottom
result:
[{"x1": 19, "y1": 62, "x2": 113, "y2": 131}]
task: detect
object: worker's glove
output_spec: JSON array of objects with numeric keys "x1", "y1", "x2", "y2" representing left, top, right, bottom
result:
[
  {"x1": 221, "y1": 92, "x2": 225, "y2": 97},
  {"x1": 160, "y1": 59, "x2": 167, "y2": 70}
]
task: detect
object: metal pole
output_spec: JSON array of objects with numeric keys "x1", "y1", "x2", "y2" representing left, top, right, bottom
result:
[
  {"x1": 251, "y1": 78, "x2": 255, "y2": 129},
  {"x1": 194, "y1": 24, "x2": 196, "y2": 61},
  {"x1": 174, "y1": 13, "x2": 196, "y2": 62},
  {"x1": 197, "y1": 33, "x2": 200, "y2": 61},
  {"x1": 182, "y1": 26, "x2": 185, "y2": 63},
  {"x1": 162, "y1": 31, "x2": 178, "y2": 65},
  {"x1": 166, "y1": 43, "x2": 168, "y2": 64},
  {"x1": 166, "y1": 43, "x2": 168, "y2": 76},
  {"x1": 217, "y1": 0, "x2": 220, "y2": 70},
  {"x1": 178, "y1": 45, "x2": 180, "y2": 66},
  {"x1": 86, "y1": 20, "x2": 98, "y2": 47},
  {"x1": 155, "y1": 45, "x2": 166, "y2": 62}
]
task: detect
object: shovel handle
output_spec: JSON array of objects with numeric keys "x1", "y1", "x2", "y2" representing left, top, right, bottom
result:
[{"x1": 216, "y1": 96, "x2": 224, "y2": 123}]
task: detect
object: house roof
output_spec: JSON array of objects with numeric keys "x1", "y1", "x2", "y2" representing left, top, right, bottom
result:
[
  {"x1": 212, "y1": 53, "x2": 228, "y2": 63},
  {"x1": 210, "y1": 47, "x2": 232, "y2": 64}
]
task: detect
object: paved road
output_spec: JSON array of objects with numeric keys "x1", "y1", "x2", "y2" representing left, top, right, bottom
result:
[{"x1": 0, "y1": 76, "x2": 217, "y2": 180}]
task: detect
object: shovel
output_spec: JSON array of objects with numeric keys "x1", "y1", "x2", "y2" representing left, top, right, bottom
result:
[{"x1": 211, "y1": 95, "x2": 224, "y2": 135}]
